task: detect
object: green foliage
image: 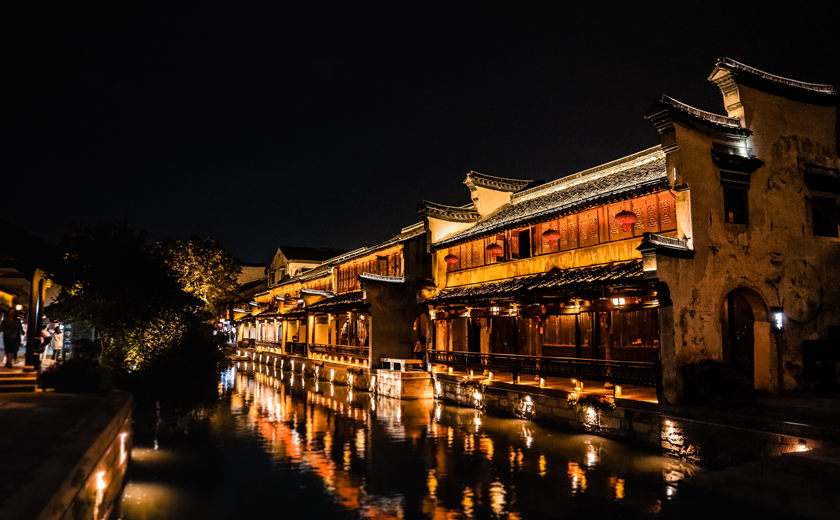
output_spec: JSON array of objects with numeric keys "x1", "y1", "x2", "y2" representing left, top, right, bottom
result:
[
  {"x1": 567, "y1": 392, "x2": 616, "y2": 414},
  {"x1": 47, "y1": 223, "x2": 217, "y2": 373},
  {"x1": 458, "y1": 377, "x2": 488, "y2": 392},
  {"x1": 153, "y1": 235, "x2": 241, "y2": 315}
]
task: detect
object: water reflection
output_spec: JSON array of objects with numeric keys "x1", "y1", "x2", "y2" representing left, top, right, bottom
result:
[{"x1": 122, "y1": 363, "x2": 717, "y2": 519}]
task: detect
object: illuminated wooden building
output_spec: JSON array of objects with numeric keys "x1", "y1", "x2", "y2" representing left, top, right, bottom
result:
[
  {"x1": 244, "y1": 223, "x2": 431, "y2": 367},
  {"x1": 421, "y1": 151, "x2": 673, "y2": 397},
  {"x1": 422, "y1": 57, "x2": 840, "y2": 403}
]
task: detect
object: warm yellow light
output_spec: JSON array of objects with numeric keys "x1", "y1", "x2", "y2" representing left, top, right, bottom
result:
[
  {"x1": 14, "y1": 304, "x2": 22, "y2": 311},
  {"x1": 539, "y1": 377, "x2": 545, "y2": 388},
  {"x1": 96, "y1": 471, "x2": 107, "y2": 491},
  {"x1": 487, "y1": 371, "x2": 493, "y2": 381},
  {"x1": 614, "y1": 385, "x2": 623, "y2": 398},
  {"x1": 119, "y1": 432, "x2": 128, "y2": 464}
]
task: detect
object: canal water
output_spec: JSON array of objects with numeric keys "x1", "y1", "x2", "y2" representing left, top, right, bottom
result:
[{"x1": 116, "y1": 363, "x2": 788, "y2": 519}]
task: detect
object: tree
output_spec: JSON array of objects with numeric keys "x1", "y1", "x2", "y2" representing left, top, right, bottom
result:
[
  {"x1": 48, "y1": 222, "x2": 203, "y2": 370},
  {"x1": 153, "y1": 236, "x2": 241, "y2": 316}
]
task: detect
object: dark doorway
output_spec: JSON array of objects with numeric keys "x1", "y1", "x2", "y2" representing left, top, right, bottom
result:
[
  {"x1": 722, "y1": 290, "x2": 756, "y2": 385},
  {"x1": 467, "y1": 318, "x2": 481, "y2": 353},
  {"x1": 491, "y1": 317, "x2": 517, "y2": 354},
  {"x1": 518, "y1": 229, "x2": 531, "y2": 259}
]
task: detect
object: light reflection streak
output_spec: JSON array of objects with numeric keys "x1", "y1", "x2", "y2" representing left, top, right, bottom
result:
[{"x1": 214, "y1": 364, "x2": 692, "y2": 519}]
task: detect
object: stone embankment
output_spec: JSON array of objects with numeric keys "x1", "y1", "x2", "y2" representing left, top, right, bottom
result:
[
  {"x1": 0, "y1": 391, "x2": 133, "y2": 520},
  {"x1": 240, "y1": 347, "x2": 833, "y2": 476}
]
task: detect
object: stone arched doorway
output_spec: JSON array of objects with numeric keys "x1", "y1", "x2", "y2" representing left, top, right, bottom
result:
[{"x1": 720, "y1": 287, "x2": 776, "y2": 392}]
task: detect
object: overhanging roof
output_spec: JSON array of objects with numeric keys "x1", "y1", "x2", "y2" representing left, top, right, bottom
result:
[
  {"x1": 427, "y1": 259, "x2": 645, "y2": 304},
  {"x1": 306, "y1": 291, "x2": 367, "y2": 313}
]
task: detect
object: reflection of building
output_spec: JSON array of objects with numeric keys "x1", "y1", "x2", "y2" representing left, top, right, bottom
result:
[
  {"x1": 420, "y1": 58, "x2": 840, "y2": 402},
  {"x1": 240, "y1": 223, "x2": 431, "y2": 366}
]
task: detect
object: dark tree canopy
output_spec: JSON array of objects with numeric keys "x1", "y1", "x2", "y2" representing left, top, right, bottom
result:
[{"x1": 48, "y1": 223, "x2": 206, "y2": 370}]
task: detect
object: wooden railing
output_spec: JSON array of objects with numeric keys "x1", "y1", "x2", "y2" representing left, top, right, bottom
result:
[
  {"x1": 255, "y1": 340, "x2": 282, "y2": 352},
  {"x1": 309, "y1": 343, "x2": 369, "y2": 361},
  {"x1": 428, "y1": 350, "x2": 660, "y2": 389},
  {"x1": 287, "y1": 342, "x2": 307, "y2": 357}
]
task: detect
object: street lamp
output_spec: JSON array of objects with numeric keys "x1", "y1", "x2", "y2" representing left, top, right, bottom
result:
[{"x1": 770, "y1": 306, "x2": 784, "y2": 332}]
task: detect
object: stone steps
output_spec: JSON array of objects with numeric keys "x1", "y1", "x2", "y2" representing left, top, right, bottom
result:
[{"x1": 0, "y1": 367, "x2": 38, "y2": 392}]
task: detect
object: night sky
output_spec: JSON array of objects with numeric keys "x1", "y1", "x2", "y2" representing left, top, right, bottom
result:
[{"x1": 5, "y1": 3, "x2": 839, "y2": 263}]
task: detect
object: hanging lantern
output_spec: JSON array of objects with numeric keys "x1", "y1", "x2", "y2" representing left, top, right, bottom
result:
[
  {"x1": 486, "y1": 243, "x2": 503, "y2": 256},
  {"x1": 444, "y1": 253, "x2": 460, "y2": 265},
  {"x1": 614, "y1": 209, "x2": 638, "y2": 232},
  {"x1": 542, "y1": 228, "x2": 561, "y2": 242}
]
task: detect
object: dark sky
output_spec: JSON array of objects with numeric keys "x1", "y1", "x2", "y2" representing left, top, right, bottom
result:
[{"x1": 4, "y1": 3, "x2": 839, "y2": 263}]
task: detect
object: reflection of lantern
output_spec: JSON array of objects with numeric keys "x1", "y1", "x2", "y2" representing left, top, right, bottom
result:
[
  {"x1": 486, "y1": 243, "x2": 503, "y2": 256},
  {"x1": 444, "y1": 254, "x2": 459, "y2": 264},
  {"x1": 614, "y1": 209, "x2": 638, "y2": 232},
  {"x1": 542, "y1": 228, "x2": 561, "y2": 242}
]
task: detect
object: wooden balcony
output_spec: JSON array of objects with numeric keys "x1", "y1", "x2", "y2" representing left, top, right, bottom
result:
[
  {"x1": 309, "y1": 343, "x2": 369, "y2": 362},
  {"x1": 255, "y1": 340, "x2": 282, "y2": 353}
]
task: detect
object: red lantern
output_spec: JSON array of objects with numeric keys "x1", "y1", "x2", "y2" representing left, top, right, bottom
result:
[
  {"x1": 614, "y1": 209, "x2": 638, "y2": 232},
  {"x1": 542, "y1": 228, "x2": 561, "y2": 242},
  {"x1": 486, "y1": 243, "x2": 503, "y2": 256},
  {"x1": 444, "y1": 254, "x2": 459, "y2": 264}
]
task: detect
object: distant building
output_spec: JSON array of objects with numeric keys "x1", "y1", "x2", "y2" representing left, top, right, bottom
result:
[
  {"x1": 241, "y1": 223, "x2": 431, "y2": 365},
  {"x1": 266, "y1": 246, "x2": 347, "y2": 287}
]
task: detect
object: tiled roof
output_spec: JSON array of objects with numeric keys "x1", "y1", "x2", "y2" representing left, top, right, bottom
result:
[
  {"x1": 654, "y1": 95, "x2": 744, "y2": 130},
  {"x1": 464, "y1": 171, "x2": 536, "y2": 192},
  {"x1": 418, "y1": 201, "x2": 481, "y2": 222},
  {"x1": 434, "y1": 148, "x2": 667, "y2": 248},
  {"x1": 427, "y1": 260, "x2": 644, "y2": 303},
  {"x1": 714, "y1": 57, "x2": 837, "y2": 95},
  {"x1": 359, "y1": 273, "x2": 405, "y2": 283},
  {"x1": 307, "y1": 291, "x2": 366, "y2": 312},
  {"x1": 637, "y1": 232, "x2": 694, "y2": 259}
]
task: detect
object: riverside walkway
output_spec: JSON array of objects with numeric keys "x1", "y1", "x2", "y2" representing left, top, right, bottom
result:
[{"x1": 0, "y1": 391, "x2": 133, "y2": 520}]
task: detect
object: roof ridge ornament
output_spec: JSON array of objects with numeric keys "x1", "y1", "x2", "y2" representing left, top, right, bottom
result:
[
  {"x1": 713, "y1": 57, "x2": 837, "y2": 95},
  {"x1": 464, "y1": 170, "x2": 536, "y2": 192},
  {"x1": 418, "y1": 200, "x2": 482, "y2": 222},
  {"x1": 656, "y1": 95, "x2": 743, "y2": 128},
  {"x1": 645, "y1": 95, "x2": 751, "y2": 138}
]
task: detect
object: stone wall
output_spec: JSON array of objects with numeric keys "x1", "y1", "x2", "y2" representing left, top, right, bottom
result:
[
  {"x1": 653, "y1": 76, "x2": 840, "y2": 401},
  {"x1": 433, "y1": 374, "x2": 662, "y2": 448}
]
